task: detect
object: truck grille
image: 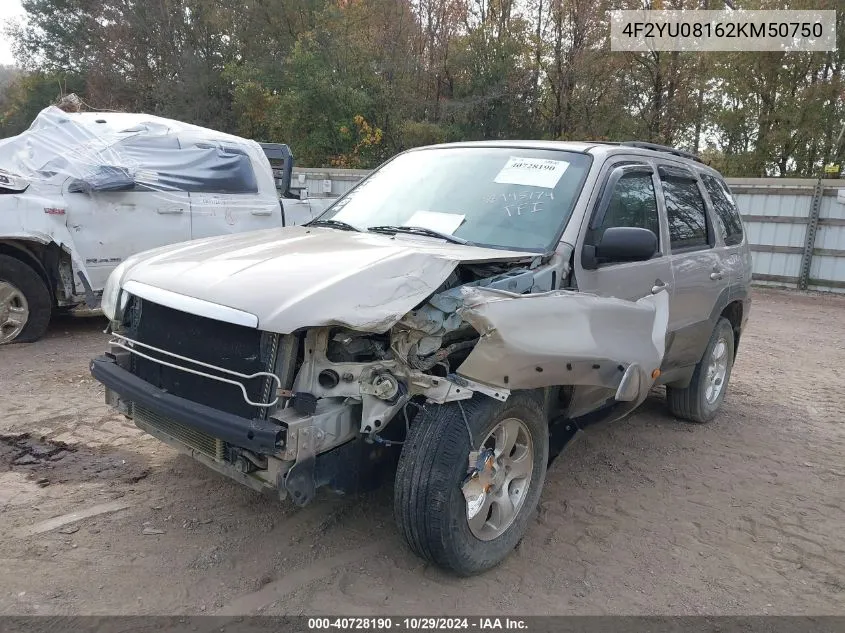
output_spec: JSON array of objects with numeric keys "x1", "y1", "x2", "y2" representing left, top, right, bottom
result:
[
  {"x1": 133, "y1": 403, "x2": 225, "y2": 460},
  {"x1": 122, "y1": 295, "x2": 280, "y2": 419}
]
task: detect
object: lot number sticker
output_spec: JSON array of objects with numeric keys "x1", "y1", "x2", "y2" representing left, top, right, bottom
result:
[{"x1": 494, "y1": 157, "x2": 569, "y2": 188}]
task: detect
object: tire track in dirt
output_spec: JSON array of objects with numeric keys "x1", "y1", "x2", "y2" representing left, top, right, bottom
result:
[{"x1": 217, "y1": 543, "x2": 385, "y2": 614}]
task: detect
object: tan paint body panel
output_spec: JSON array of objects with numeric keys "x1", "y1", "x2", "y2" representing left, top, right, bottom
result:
[
  {"x1": 456, "y1": 287, "x2": 670, "y2": 411},
  {"x1": 118, "y1": 225, "x2": 532, "y2": 334}
]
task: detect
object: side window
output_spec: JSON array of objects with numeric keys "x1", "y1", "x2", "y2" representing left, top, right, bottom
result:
[
  {"x1": 590, "y1": 171, "x2": 660, "y2": 246},
  {"x1": 660, "y1": 173, "x2": 709, "y2": 250},
  {"x1": 702, "y1": 174, "x2": 744, "y2": 246}
]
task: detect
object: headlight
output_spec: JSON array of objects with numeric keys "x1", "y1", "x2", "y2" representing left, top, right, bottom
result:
[
  {"x1": 101, "y1": 261, "x2": 127, "y2": 321},
  {"x1": 0, "y1": 170, "x2": 29, "y2": 192}
]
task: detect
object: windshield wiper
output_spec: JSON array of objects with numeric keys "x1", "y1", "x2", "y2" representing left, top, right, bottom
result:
[
  {"x1": 306, "y1": 219, "x2": 362, "y2": 232},
  {"x1": 367, "y1": 225, "x2": 468, "y2": 245}
]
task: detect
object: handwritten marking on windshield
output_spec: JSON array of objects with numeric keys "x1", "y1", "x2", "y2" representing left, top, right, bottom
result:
[
  {"x1": 485, "y1": 190, "x2": 554, "y2": 216},
  {"x1": 485, "y1": 190, "x2": 555, "y2": 204},
  {"x1": 504, "y1": 201, "x2": 545, "y2": 217}
]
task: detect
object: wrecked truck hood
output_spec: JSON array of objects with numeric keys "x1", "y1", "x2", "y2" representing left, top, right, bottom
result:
[{"x1": 117, "y1": 225, "x2": 534, "y2": 333}]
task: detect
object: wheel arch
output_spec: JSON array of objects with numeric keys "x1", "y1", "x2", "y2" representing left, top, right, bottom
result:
[
  {"x1": 719, "y1": 300, "x2": 743, "y2": 358},
  {"x1": 0, "y1": 239, "x2": 55, "y2": 304},
  {"x1": 704, "y1": 283, "x2": 748, "y2": 356}
]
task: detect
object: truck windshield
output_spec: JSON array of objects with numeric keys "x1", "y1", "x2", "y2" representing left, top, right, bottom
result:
[{"x1": 317, "y1": 147, "x2": 592, "y2": 252}]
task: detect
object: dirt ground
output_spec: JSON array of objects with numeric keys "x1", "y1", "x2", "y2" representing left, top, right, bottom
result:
[{"x1": 1, "y1": 287, "x2": 844, "y2": 616}]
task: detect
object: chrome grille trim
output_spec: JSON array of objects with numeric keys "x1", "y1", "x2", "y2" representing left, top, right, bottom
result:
[{"x1": 110, "y1": 332, "x2": 281, "y2": 408}]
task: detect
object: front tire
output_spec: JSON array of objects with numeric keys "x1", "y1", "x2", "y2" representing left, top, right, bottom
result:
[
  {"x1": 394, "y1": 392, "x2": 548, "y2": 576},
  {"x1": 666, "y1": 316, "x2": 735, "y2": 423},
  {"x1": 0, "y1": 255, "x2": 52, "y2": 344}
]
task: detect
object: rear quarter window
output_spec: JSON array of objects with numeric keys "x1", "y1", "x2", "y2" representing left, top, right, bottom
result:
[
  {"x1": 659, "y1": 172, "x2": 709, "y2": 251},
  {"x1": 701, "y1": 174, "x2": 744, "y2": 246}
]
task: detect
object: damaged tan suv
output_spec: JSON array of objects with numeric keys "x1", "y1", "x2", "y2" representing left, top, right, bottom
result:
[{"x1": 91, "y1": 141, "x2": 751, "y2": 575}]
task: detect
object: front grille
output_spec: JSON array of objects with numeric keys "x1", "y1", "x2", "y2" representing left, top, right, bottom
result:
[
  {"x1": 122, "y1": 296, "x2": 279, "y2": 419},
  {"x1": 134, "y1": 403, "x2": 226, "y2": 460}
]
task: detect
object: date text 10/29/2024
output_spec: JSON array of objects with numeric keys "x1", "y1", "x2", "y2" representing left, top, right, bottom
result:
[{"x1": 308, "y1": 617, "x2": 529, "y2": 631}]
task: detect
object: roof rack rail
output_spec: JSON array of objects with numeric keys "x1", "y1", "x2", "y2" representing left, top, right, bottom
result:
[{"x1": 620, "y1": 141, "x2": 705, "y2": 164}]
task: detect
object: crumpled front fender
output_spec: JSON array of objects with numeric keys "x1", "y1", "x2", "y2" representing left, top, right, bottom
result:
[
  {"x1": 0, "y1": 190, "x2": 94, "y2": 299},
  {"x1": 455, "y1": 287, "x2": 670, "y2": 409}
]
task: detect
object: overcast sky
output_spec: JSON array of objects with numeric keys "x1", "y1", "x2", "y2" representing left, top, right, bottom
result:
[{"x1": 0, "y1": 0, "x2": 25, "y2": 66}]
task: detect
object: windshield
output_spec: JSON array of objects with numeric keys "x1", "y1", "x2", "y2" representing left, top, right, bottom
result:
[{"x1": 318, "y1": 147, "x2": 592, "y2": 252}]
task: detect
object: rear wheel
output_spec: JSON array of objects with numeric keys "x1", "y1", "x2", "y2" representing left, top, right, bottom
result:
[
  {"x1": 0, "y1": 255, "x2": 51, "y2": 344},
  {"x1": 394, "y1": 392, "x2": 548, "y2": 575},
  {"x1": 667, "y1": 317, "x2": 735, "y2": 423}
]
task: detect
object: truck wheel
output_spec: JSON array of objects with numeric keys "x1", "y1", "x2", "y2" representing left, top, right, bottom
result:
[
  {"x1": 666, "y1": 317, "x2": 735, "y2": 423},
  {"x1": 394, "y1": 392, "x2": 548, "y2": 576},
  {"x1": 0, "y1": 255, "x2": 52, "y2": 344}
]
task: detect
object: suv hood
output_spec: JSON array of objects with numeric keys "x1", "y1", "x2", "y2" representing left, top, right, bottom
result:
[{"x1": 118, "y1": 225, "x2": 535, "y2": 333}]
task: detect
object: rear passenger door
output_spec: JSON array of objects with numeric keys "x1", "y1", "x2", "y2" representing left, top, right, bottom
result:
[
  {"x1": 187, "y1": 144, "x2": 281, "y2": 240},
  {"x1": 657, "y1": 163, "x2": 722, "y2": 372},
  {"x1": 574, "y1": 160, "x2": 671, "y2": 301}
]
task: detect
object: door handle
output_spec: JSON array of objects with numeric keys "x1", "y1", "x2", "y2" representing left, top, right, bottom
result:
[
  {"x1": 157, "y1": 207, "x2": 185, "y2": 214},
  {"x1": 651, "y1": 280, "x2": 668, "y2": 294},
  {"x1": 250, "y1": 209, "x2": 273, "y2": 216},
  {"x1": 710, "y1": 271, "x2": 724, "y2": 281}
]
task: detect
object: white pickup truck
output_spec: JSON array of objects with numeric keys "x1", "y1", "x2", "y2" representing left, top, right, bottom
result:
[{"x1": 0, "y1": 106, "x2": 328, "y2": 344}]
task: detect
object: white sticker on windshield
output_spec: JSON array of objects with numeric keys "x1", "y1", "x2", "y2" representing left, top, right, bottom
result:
[
  {"x1": 494, "y1": 157, "x2": 569, "y2": 189},
  {"x1": 406, "y1": 210, "x2": 465, "y2": 235}
]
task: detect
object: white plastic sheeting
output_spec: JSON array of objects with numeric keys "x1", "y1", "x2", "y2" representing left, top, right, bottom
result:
[{"x1": 0, "y1": 107, "x2": 277, "y2": 205}]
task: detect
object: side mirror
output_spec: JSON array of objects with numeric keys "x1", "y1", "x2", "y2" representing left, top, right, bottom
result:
[
  {"x1": 583, "y1": 227, "x2": 658, "y2": 269},
  {"x1": 259, "y1": 143, "x2": 296, "y2": 199},
  {"x1": 68, "y1": 166, "x2": 136, "y2": 193}
]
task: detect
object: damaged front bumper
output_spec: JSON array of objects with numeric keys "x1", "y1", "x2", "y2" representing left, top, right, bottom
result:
[
  {"x1": 91, "y1": 339, "x2": 413, "y2": 504},
  {"x1": 90, "y1": 355, "x2": 285, "y2": 454}
]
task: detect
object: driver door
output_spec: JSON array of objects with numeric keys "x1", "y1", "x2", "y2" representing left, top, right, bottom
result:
[
  {"x1": 187, "y1": 144, "x2": 282, "y2": 239},
  {"x1": 574, "y1": 160, "x2": 672, "y2": 301}
]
